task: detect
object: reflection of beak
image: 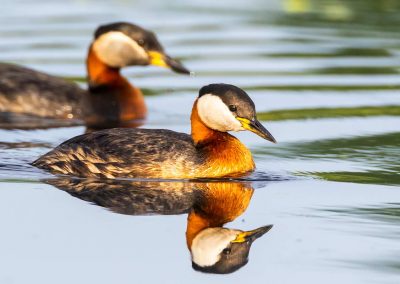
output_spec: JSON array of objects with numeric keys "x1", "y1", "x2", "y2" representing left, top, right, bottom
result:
[
  {"x1": 148, "y1": 51, "x2": 190, "y2": 74},
  {"x1": 237, "y1": 117, "x2": 277, "y2": 143},
  {"x1": 232, "y1": 225, "x2": 273, "y2": 243}
]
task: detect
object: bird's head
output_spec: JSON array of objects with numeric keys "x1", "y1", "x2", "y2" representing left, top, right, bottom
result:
[
  {"x1": 91, "y1": 22, "x2": 190, "y2": 74},
  {"x1": 191, "y1": 225, "x2": 273, "y2": 274},
  {"x1": 195, "y1": 84, "x2": 276, "y2": 143}
]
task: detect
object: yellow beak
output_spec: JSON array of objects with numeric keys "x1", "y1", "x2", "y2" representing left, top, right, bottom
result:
[
  {"x1": 232, "y1": 225, "x2": 273, "y2": 243},
  {"x1": 148, "y1": 51, "x2": 190, "y2": 74},
  {"x1": 237, "y1": 117, "x2": 276, "y2": 143}
]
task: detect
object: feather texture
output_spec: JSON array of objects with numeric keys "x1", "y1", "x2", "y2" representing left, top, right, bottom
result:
[
  {"x1": 0, "y1": 63, "x2": 86, "y2": 118},
  {"x1": 33, "y1": 127, "x2": 254, "y2": 179}
]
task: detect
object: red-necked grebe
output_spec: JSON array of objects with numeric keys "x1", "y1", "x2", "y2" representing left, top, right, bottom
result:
[
  {"x1": 32, "y1": 83, "x2": 276, "y2": 179},
  {"x1": 0, "y1": 22, "x2": 190, "y2": 128}
]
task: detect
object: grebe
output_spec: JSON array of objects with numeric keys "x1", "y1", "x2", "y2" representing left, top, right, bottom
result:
[
  {"x1": 0, "y1": 22, "x2": 189, "y2": 128},
  {"x1": 33, "y1": 83, "x2": 276, "y2": 179},
  {"x1": 48, "y1": 178, "x2": 272, "y2": 274}
]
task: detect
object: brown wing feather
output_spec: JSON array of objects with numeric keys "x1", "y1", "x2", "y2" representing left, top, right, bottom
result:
[
  {"x1": 33, "y1": 128, "x2": 204, "y2": 178},
  {"x1": 0, "y1": 63, "x2": 86, "y2": 118}
]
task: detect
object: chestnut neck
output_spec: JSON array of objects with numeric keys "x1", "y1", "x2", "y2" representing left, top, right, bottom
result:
[
  {"x1": 190, "y1": 100, "x2": 231, "y2": 146},
  {"x1": 186, "y1": 211, "x2": 214, "y2": 249},
  {"x1": 86, "y1": 45, "x2": 125, "y2": 88},
  {"x1": 85, "y1": 45, "x2": 147, "y2": 123}
]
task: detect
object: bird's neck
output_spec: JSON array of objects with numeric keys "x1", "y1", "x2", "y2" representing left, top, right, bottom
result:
[
  {"x1": 190, "y1": 101, "x2": 255, "y2": 177},
  {"x1": 186, "y1": 183, "x2": 254, "y2": 249},
  {"x1": 186, "y1": 211, "x2": 213, "y2": 249},
  {"x1": 87, "y1": 46, "x2": 123, "y2": 87},
  {"x1": 190, "y1": 101, "x2": 224, "y2": 145},
  {"x1": 85, "y1": 46, "x2": 146, "y2": 122}
]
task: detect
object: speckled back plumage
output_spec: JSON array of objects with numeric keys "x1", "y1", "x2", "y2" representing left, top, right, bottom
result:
[
  {"x1": 0, "y1": 63, "x2": 86, "y2": 118},
  {"x1": 33, "y1": 128, "x2": 204, "y2": 179}
]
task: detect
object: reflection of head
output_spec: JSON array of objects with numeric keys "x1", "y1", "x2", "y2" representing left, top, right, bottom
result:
[
  {"x1": 184, "y1": 182, "x2": 273, "y2": 274},
  {"x1": 190, "y1": 225, "x2": 272, "y2": 274}
]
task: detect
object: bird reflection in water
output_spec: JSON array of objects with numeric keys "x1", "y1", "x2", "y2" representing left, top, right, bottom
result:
[{"x1": 46, "y1": 178, "x2": 273, "y2": 274}]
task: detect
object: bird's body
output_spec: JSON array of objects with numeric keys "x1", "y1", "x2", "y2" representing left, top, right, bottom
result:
[
  {"x1": 0, "y1": 60, "x2": 145, "y2": 128},
  {"x1": 0, "y1": 22, "x2": 189, "y2": 128},
  {"x1": 0, "y1": 63, "x2": 86, "y2": 119},
  {"x1": 33, "y1": 84, "x2": 276, "y2": 179},
  {"x1": 33, "y1": 128, "x2": 254, "y2": 179}
]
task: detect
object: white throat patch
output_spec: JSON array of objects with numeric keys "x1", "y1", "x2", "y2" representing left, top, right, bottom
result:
[
  {"x1": 197, "y1": 94, "x2": 243, "y2": 132},
  {"x1": 92, "y1": 31, "x2": 148, "y2": 68},
  {"x1": 191, "y1": 228, "x2": 239, "y2": 267}
]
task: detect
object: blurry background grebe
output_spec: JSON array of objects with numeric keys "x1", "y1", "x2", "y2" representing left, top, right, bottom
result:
[{"x1": 0, "y1": 0, "x2": 399, "y2": 283}]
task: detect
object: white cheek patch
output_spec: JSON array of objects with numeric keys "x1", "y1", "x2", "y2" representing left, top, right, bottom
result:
[
  {"x1": 191, "y1": 228, "x2": 239, "y2": 267},
  {"x1": 197, "y1": 94, "x2": 243, "y2": 132},
  {"x1": 92, "y1": 31, "x2": 148, "y2": 68}
]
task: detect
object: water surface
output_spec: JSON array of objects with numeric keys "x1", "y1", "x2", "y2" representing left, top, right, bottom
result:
[{"x1": 0, "y1": 0, "x2": 399, "y2": 283}]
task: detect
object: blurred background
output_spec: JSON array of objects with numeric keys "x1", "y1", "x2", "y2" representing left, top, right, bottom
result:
[{"x1": 0, "y1": 0, "x2": 399, "y2": 283}]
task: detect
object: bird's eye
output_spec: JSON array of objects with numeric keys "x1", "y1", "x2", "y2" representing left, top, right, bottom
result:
[
  {"x1": 222, "y1": 248, "x2": 231, "y2": 255},
  {"x1": 138, "y1": 39, "x2": 145, "y2": 46},
  {"x1": 229, "y1": 105, "x2": 237, "y2": 112}
]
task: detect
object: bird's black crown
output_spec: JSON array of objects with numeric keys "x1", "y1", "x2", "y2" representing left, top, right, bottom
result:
[
  {"x1": 199, "y1": 83, "x2": 256, "y2": 120},
  {"x1": 94, "y1": 22, "x2": 164, "y2": 52}
]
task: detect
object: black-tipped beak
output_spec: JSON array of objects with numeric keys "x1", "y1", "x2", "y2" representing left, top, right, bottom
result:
[
  {"x1": 232, "y1": 225, "x2": 273, "y2": 243},
  {"x1": 148, "y1": 51, "x2": 190, "y2": 74},
  {"x1": 237, "y1": 117, "x2": 277, "y2": 143},
  {"x1": 164, "y1": 55, "x2": 191, "y2": 74}
]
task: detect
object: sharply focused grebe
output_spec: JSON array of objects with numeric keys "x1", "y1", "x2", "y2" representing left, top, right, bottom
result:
[
  {"x1": 0, "y1": 22, "x2": 189, "y2": 128},
  {"x1": 48, "y1": 178, "x2": 272, "y2": 274},
  {"x1": 33, "y1": 83, "x2": 276, "y2": 179}
]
